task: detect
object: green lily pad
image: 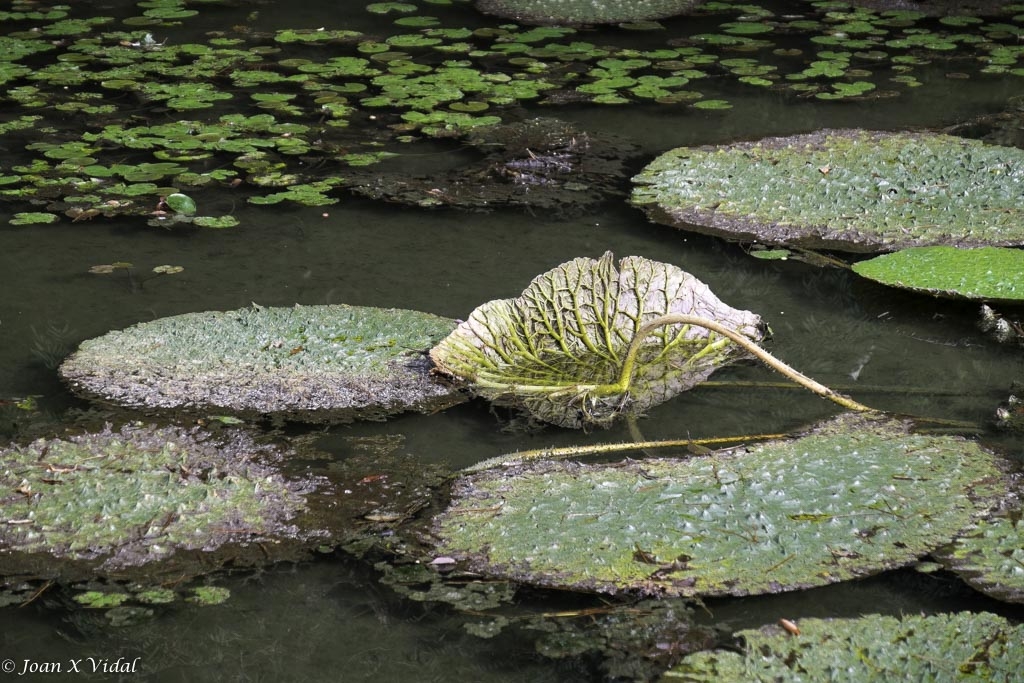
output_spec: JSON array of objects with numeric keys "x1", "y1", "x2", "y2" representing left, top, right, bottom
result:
[
  {"x1": 631, "y1": 129, "x2": 1024, "y2": 252},
  {"x1": 475, "y1": 0, "x2": 706, "y2": 26},
  {"x1": 935, "y1": 512, "x2": 1024, "y2": 604},
  {"x1": 430, "y1": 251, "x2": 763, "y2": 428},
  {"x1": 433, "y1": 413, "x2": 1007, "y2": 596},
  {"x1": 164, "y1": 192, "x2": 196, "y2": 215},
  {"x1": 9, "y1": 212, "x2": 60, "y2": 225},
  {"x1": 0, "y1": 424, "x2": 319, "y2": 569},
  {"x1": 665, "y1": 612, "x2": 1024, "y2": 681},
  {"x1": 59, "y1": 304, "x2": 464, "y2": 422},
  {"x1": 852, "y1": 246, "x2": 1024, "y2": 302}
]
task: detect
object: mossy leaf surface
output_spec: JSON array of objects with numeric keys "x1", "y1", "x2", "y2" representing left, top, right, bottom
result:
[
  {"x1": 631, "y1": 129, "x2": 1024, "y2": 252},
  {"x1": 935, "y1": 512, "x2": 1024, "y2": 604},
  {"x1": 59, "y1": 304, "x2": 464, "y2": 422},
  {"x1": 0, "y1": 424, "x2": 317, "y2": 569},
  {"x1": 434, "y1": 413, "x2": 1007, "y2": 596},
  {"x1": 664, "y1": 612, "x2": 1024, "y2": 681},
  {"x1": 852, "y1": 246, "x2": 1024, "y2": 302},
  {"x1": 429, "y1": 251, "x2": 763, "y2": 428}
]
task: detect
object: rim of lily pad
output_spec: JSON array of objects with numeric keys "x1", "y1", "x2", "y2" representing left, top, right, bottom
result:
[
  {"x1": 631, "y1": 129, "x2": 1024, "y2": 252},
  {"x1": 852, "y1": 246, "x2": 1024, "y2": 303},
  {"x1": 664, "y1": 611, "x2": 1024, "y2": 681},
  {"x1": 58, "y1": 304, "x2": 465, "y2": 423},
  {"x1": 433, "y1": 412, "x2": 1008, "y2": 597},
  {"x1": 475, "y1": 0, "x2": 707, "y2": 25},
  {"x1": 0, "y1": 423, "x2": 320, "y2": 572}
]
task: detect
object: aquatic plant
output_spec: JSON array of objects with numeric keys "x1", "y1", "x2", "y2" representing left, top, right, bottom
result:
[
  {"x1": 475, "y1": 0, "x2": 707, "y2": 26},
  {"x1": 666, "y1": 612, "x2": 1024, "y2": 681},
  {"x1": 0, "y1": 423, "x2": 318, "y2": 569},
  {"x1": 433, "y1": 413, "x2": 1008, "y2": 596},
  {"x1": 431, "y1": 251, "x2": 873, "y2": 428},
  {"x1": 852, "y1": 246, "x2": 1024, "y2": 302},
  {"x1": 935, "y1": 511, "x2": 1024, "y2": 604},
  {"x1": 59, "y1": 304, "x2": 464, "y2": 422},
  {"x1": 430, "y1": 252, "x2": 766, "y2": 428},
  {"x1": 631, "y1": 129, "x2": 1024, "y2": 251}
]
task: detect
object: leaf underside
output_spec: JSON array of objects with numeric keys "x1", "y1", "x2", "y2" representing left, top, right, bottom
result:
[{"x1": 429, "y1": 251, "x2": 764, "y2": 427}]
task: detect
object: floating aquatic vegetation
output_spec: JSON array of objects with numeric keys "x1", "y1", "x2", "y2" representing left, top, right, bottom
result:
[
  {"x1": 347, "y1": 117, "x2": 637, "y2": 213},
  {"x1": 935, "y1": 509, "x2": 1024, "y2": 604},
  {"x1": 433, "y1": 413, "x2": 1008, "y2": 595},
  {"x1": 665, "y1": 612, "x2": 1024, "y2": 681},
  {"x1": 475, "y1": 0, "x2": 707, "y2": 26},
  {"x1": 0, "y1": 423, "x2": 319, "y2": 569},
  {"x1": 59, "y1": 304, "x2": 464, "y2": 422},
  {"x1": 631, "y1": 129, "x2": 1024, "y2": 252},
  {"x1": 852, "y1": 246, "x2": 1024, "y2": 302},
  {"x1": 430, "y1": 251, "x2": 764, "y2": 428}
]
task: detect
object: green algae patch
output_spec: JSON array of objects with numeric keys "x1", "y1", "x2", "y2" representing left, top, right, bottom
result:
[
  {"x1": 852, "y1": 246, "x2": 1024, "y2": 302},
  {"x1": 59, "y1": 304, "x2": 465, "y2": 423},
  {"x1": 664, "y1": 611, "x2": 1024, "y2": 681},
  {"x1": 434, "y1": 413, "x2": 1007, "y2": 596},
  {"x1": 935, "y1": 511, "x2": 1024, "y2": 604},
  {"x1": 475, "y1": 0, "x2": 706, "y2": 26},
  {"x1": 631, "y1": 129, "x2": 1024, "y2": 252},
  {"x1": 430, "y1": 251, "x2": 763, "y2": 429},
  {"x1": 0, "y1": 424, "x2": 317, "y2": 569}
]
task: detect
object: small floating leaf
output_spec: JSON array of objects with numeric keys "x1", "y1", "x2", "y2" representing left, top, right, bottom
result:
[{"x1": 163, "y1": 192, "x2": 196, "y2": 215}]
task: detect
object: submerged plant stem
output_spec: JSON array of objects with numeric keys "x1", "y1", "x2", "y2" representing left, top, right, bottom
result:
[{"x1": 617, "y1": 314, "x2": 875, "y2": 413}]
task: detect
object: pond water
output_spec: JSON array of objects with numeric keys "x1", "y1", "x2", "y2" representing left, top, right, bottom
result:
[{"x1": 1, "y1": 0, "x2": 1022, "y2": 680}]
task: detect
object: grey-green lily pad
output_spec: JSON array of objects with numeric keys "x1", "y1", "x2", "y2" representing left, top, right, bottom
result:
[
  {"x1": 934, "y1": 511, "x2": 1024, "y2": 604},
  {"x1": 430, "y1": 251, "x2": 763, "y2": 428},
  {"x1": 475, "y1": 0, "x2": 706, "y2": 26},
  {"x1": 433, "y1": 413, "x2": 1007, "y2": 596},
  {"x1": 852, "y1": 246, "x2": 1024, "y2": 302},
  {"x1": 631, "y1": 129, "x2": 1024, "y2": 252},
  {"x1": 664, "y1": 612, "x2": 1024, "y2": 681},
  {"x1": 0, "y1": 423, "x2": 319, "y2": 569},
  {"x1": 59, "y1": 304, "x2": 464, "y2": 422}
]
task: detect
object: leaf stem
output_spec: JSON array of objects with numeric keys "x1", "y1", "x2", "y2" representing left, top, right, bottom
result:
[{"x1": 616, "y1": 314, "x2": 875, "y2": 413}]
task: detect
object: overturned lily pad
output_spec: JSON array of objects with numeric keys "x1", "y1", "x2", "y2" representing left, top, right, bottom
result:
[
  {"x1": 935, "y1": 510, "x2": 1024, "y2": 604},
  {"x1": 664, "y1": 612, "x2": 1024, "y2": 681},
  {"x1": 476, "y1": 0, "x2": 705, "y2": 26},
  {"x1": 429, "y1": 251, "x2": 763, "y2": 428},
  {"x1": 433, "y1": 413, "x2": 1007, "y2": 596},
  {"x1": 0, "y1": 423, "x2": 317, "y2": 570},
  {"x1": 631, "y1": 129, "x2": 1024, "y2": 252},
  {"x1": 852, "y1": 246, "x2": 1024, "y2": 302},
  {"x1": 60, "y1": 304, "x2": 464, "y2": 422}
]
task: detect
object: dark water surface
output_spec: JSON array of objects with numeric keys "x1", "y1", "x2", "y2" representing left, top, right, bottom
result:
[{"x1": 1, "y1": 0, "x2": 1022, "y2": 680}]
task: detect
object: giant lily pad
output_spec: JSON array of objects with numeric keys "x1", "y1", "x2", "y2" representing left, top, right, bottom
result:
[
  {"x1": 433, "y1": 413, "x2": 1007, "y2": 596},
  {"x1": 429, "y1": 251, "x2": 764, "y2": 428},
  {"x1": 0, "y1": 424, "x2": 318, "y2": 570},
  {"x1": 475, "y1": 0, "x2": 706, "y2": 26},
  {"x1": 935, "y1": 511, "x2": 1024, "y2": 604},
  {"x1": 631, "y1": 129, "x2": 1024, "y2": 252},
  {"x1": 664, "y1": 612, "x2": 1024, "y2": 681},
  {"x1": 852, "y1": 246, "x2": 1024, "y2": 302},
  {"x1": 59, "y1": 304, "x2": 464, "y2": 422}
]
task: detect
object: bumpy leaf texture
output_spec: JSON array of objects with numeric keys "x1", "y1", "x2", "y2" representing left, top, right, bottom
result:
[{"x1": 430, "y1": 251, "x2": 763, "y2": 427}]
